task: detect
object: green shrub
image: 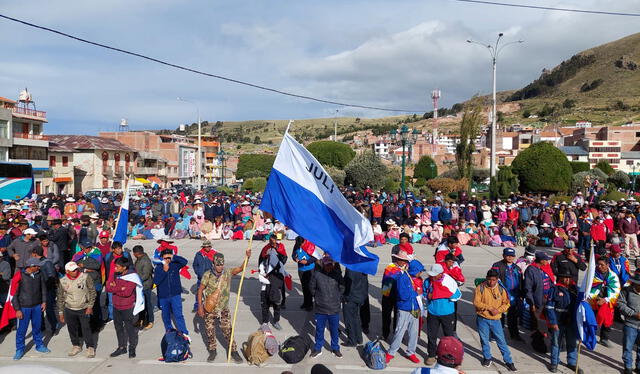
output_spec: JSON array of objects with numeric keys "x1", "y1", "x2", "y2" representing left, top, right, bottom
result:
[
  {"x1": 344, "y1": 151, "x2": 387, "y2": 190},
  {"x1": 426, "y1": 178, "x2": 468, "y2": 195},
  {"x1": 414, "y1": 177, "x2": 426, "y2": 188},
  {"x1": 306, "y1": 141, "x2": 356, "y2": 169},
  {"x1": 242, "y1": 177, "x2": 267, "y2": 192},
  {"x1": 490, "y1": 166, "x2": 519, "y2": 198},
  {"x1": 511, "y1": 142, "x2": 572, "y2": 193},
  {"x1": 571, "y1": 170, "x2": 605, "y2": 193},
  {"x1": 384, "y1": 176, "x2": 400, "y2": 193},
  {"x1": 608, "y1": 170, "x2": 630, "y2": 188},
  {"x1": 595, "y1": 160, "x2": 615, "y2": 176},
  {"x1": 603, "y1": 190, "x2": 627, "y2": 202},
  {"x1": 570, "y1": 161, "x2": 590, "y2": 174},
  {"x1": 413, "y1": 156, "x2": 438, "y2": 180},
  {"x1": 325, "y1": 166, "x2": 346, "y2": 187},
  {"x1": 236, "y1": 154, "x2": 275, "y2": 179}
]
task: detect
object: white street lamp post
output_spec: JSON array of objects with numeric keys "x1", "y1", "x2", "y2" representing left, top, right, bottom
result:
[{"x1": 177, "y1": 97, "x2": 202, "y2": 191}]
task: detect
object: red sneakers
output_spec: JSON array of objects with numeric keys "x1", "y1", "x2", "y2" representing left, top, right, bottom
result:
[
  {"x1": 385, "y1": 353, "x2": 394, "y2": 363},
  {"x1": 407, "y1": 354, "x2": 421, "y2": 363}
]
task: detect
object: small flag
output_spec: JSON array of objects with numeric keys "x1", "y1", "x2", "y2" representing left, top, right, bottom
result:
[
  {"x1": 260, "y1": 133, "x2": 378, "y2": 275},
  {"x1": 0, "y1": 271, "x2": 21, "y2": 329},
  {"x1": 576, "y1": 249, "x2": 598, "y2": 350},
  {"x1": 113, "y1": 182, "x2": 130, "y2": 245}
]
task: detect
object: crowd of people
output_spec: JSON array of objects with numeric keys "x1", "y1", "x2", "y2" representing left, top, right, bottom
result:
[{"x1": 0, "y1": 185, "x2": 636, "y2": 373}]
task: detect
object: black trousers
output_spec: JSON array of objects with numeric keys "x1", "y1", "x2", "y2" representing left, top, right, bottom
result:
[
  {"x1": 65, "y1": 308, "x2": 94, "y2": 348},
  {"x1": 426, "y1": 313, "x2": 456, "y2": 357},
  {"x1": 299, "y1": 270, "x2": 313, "y2": 308},
  {"x1": 343, "y1": 301, "x2": 363, "y2": 345},
  {"x1": 381, "y1": 296, "x2": 397, "y2": 339},
  {"x1": 113, "y1": 307, "x2": 138, "y2": 350},
  {"x1": 360, "y1": 297, "x2": 370, "y2": 330},
  {"x1": 260, "y1": 289, "x2": 281, "y2": 324}
]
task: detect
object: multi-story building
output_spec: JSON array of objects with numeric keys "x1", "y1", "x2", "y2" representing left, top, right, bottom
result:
[
  {"x1": 0, "y1": 97, "x2": 14, "y2": 162},
  {"x1": 47, "y1": 139, "x2": 75, "y2": 194},
  {"x1": 585, "y1": 139, "x2": 621, "y2": 169},
  {"x1": 190, "y1": 135, "x2": 220, "y2": 186},
  {"x1": 136, "y1": 151, "x2": 169, "y2": 187},
  {"x1": 373, "y1": 140, "x2": 390, "y2": 158},
  {"x1": 48, "y1": 135, "x2": 136, "y2": 193}
]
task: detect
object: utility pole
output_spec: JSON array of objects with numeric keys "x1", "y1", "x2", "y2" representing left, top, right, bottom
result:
[{"x1": 334, "y1": 109, "x2": 338, "y2": 141}]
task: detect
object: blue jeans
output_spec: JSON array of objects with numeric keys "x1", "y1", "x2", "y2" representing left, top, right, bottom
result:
[
  {"x1": 159, "y1": 294, "x2": 188, "y2": 335},
  {"x1": 107, "y1": 292, "x2": 114, "y2": 320},
  {"x1": 477, "y1": 316, "x2": 513, "y2": 364},
  {"x1": 142, "y1": 288, "x2": 154, "y2": 323},
  {"x1": 16, "y1": 305, "x2": 44, "y2": 351},
  {"x1": 45, "y1": 288, "x2": 58, "y2": 330},
  {"x1": 193, "y1": 279, "x2": 201, "y2": 310},
  {"x1": 314, "y1": 313, "x2": 340, "y2": 352},
  {"x1": 623, "y1": 325, "x2": 640, "y2": 369},
  {"x1": 550, "y1": 325, "x2": 577, "y2": 366}
]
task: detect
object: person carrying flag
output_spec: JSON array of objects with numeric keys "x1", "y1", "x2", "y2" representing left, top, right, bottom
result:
[
  {"x1": 72, "y1": 239, "x2": 103, "y2": 331},
  {"x1": 258, "y1": 236, "x2": 288, "y2": 330},
  {"x1": 618, "y1": 270, "x2": 640, "y2": 374},
  {"x1": 292, "y1": 236, "x2": 316, "y2": 311},
  {"x1": 587, "y1": 256, "x2": 621, "y2": 348},
  {"x1": 381, "y1": 253, "x2": 404, "y2": 341},
  {"x1": 546, "y1": 270, "x2": 582, "y2": 373}
]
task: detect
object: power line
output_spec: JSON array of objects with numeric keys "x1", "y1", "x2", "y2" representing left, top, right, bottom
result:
[
  {"x1": 450, "y1": 0, "x2": 640, "y2": 17},
  {"x1": 0, "y1": 13, "x2": 423, "y2": 113}
]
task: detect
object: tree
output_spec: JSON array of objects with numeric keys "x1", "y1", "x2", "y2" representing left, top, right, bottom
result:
[
  {"x1": 306, "y1": 141, "x2": 356, "y2": 169},
  {"x1": 344, "y1": 151, "x2": 387, "y2": 190},
  {"x1": 569, "y1": 161, "x2": 590, "y2": 174},
  {"x1": 562, "y1": 99, "x2": 576, "y2": 109},
  {"x1": 413, "y1": 156, "x2": 438, "y2": 181},
  {"x1": 595, "y1": 160, "x2": 615, "y2": 176},
  {"x1": 253, "y1": 136, "x2": 261, "y2": 144},
  {"x1": 426, "y1": 178, "x2": 469, "y2": 195},
  {"x1": 455, "y1": 101, "x2": 482, "y2": 183},
  {"x1": 490, "y1": 166, "x2": 519, "y2": 198},
  {"x1": 522, "y1": 109, "x2": 531, "y2": 118},
  {"x1": 236, "y1": 154, "x2": 276, "y2": 179},
  {"x1": 511, "y1": 142, "x2": 572, "y2": 193},
  {"x1": 608, "y1": 170, "x2": 630, "y2": 188},
  {"x1": 325, "y1": 166, "x2": 346, "y2": 187},
  {"x1": 242, "y1": 177, "x2": 267, "y2": 192}
]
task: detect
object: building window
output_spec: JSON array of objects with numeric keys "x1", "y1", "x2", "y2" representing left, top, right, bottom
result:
[
  {"x1": 627, "y1": 160, "x2": 634, "y2": 165},
  {"x1": 9, "y1": 145, "x2": 47, "y2": 160},
  {"x1": 49, "y1": 155, "x2": 56, "y2": 167},
  {"x1": 636, "y1": 132, "x2": 640, "y2": 137},
  {"x1": 102, "y1": 151, "x2": 108, "y2": 170},
  {"x1": 114, "y1": 153, "x2": 121, "y2": 169},
  {"x1": 32, "y1": 123, "x2": 40, "y2": 135},
  {"x1": 0, "y1": 121, "x2": 7, "y2": 139},
  {"x1": 62, "y1": 156, "x2": 69, "y2": 166}
]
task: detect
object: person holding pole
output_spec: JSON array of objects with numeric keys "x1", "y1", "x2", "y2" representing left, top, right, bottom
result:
[
  {"x1": 545, "y1": 270, "x2": 582, "y2": 373},
  {"x1": 197, "y1": 250, "x2": 250, "y2": 363}
]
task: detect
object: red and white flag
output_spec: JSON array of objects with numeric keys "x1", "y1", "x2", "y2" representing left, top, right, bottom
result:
[{"x1": 0, "y1": 271, "x2": 21, "y2": 329}]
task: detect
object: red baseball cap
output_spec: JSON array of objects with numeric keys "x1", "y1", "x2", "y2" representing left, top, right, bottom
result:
[
  {"x1": 436, "y1": 336, "x2": 464, "y2": 366},
  {"x1": 99, "y1": 230, "x2": 110, "y2": 239},
  {"x1": 610, "y1": 244, "x2": 623, "y2": 254}
]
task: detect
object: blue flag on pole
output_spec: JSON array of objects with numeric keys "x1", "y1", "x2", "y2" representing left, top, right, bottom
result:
[
  {"x1": 576, "y1": 248, "x2": 598, "y2": 350},
  {"x1": 260, "y1": 132, "x2": 379, "y2": 275},
  {"x1": 113, "y1": 183, "x2": 130, "y2": 245}
]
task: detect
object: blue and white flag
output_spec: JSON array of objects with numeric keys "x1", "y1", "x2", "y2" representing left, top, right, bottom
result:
[
  {"x1": 576, "y1": 248, "x2": 598, "y2": 350},
  {"x1": 260, "y1": 133, "x2": 379, "y2": 275},
  {"x1": 113, "y1": 183, "x2": 130, "y2": 245}
]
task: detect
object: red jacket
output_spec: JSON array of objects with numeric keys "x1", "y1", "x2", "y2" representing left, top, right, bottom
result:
[
  {"x1": 590, "y1": 223, "x2": 607, "y2": 241},
  {"x1": 439, "y1": 261, "x2": 465, "y2": 283},
  {"x1": 106, "y1": 271, "x2": 137, "y2": 310}
]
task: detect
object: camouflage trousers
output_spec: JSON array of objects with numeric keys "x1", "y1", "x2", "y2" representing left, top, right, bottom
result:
[{"x1": 204, "y1": 308, "x2": 237, "y2": 352}]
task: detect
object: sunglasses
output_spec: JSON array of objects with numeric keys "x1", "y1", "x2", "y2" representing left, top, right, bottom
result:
[{"x1": 163, "y1": 257, "x2": 172, "y2": 260}]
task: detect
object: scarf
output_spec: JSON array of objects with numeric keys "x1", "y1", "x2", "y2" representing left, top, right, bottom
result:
[{"x1": 199, "y1": 248, "x2": 216, "y2": 261}]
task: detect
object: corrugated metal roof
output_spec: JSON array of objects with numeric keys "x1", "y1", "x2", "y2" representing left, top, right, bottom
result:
[
  {"x1": 622, "y1": 152, "x2": 640, "y2": 159},
  {"x1": 558, "y1": 146, "x2": 588, "y2": 156},
  {"x1": 48, "y1": 135, "x2": 136, "y2": 152}
]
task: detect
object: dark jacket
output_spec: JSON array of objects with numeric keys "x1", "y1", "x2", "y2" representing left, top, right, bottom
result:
[
  {"x1": 343, "y1": 269, "x2": 368, "y2": 304},
  {"x1": 134, "y1": 253, "x2": 154, "y2": 290},
  {"x1": 491, "y1": 260, "x2": 523, "y2": 297},
  {"x1": 12, "y1": 269, "x2": 47, "y2": 310},
  {"x1": 103, "y1": 250, "x2": 132, "y2": 285},
  {"x1": 551, "y1": 251, "x2": 586, "y2": 283},
  {"x1": 545, "y1": 283, "x2": 578, "y2": 326},
  {"x1": 524, "y1": 264, "x2": 549, "y2": 309},
  {"x1": 310, "y1": 264, "x2": 344, "y2": 315},
  {"x1": 7, "y1": 237, "x2": 39, "y2": 268},
  {"x1": 153, "y1": 255, "x2": 188, "y2": 298},
  {"x1": 37, "y1": 256, "x2": 58, "y2": 291},
  {"x1": 193, "y1": 251, "x2": 214, "y2": 280},
  {"x1": 77, "y1": 256, "x2": 102, "y2": 287},
  {"x1": 619, "y1": 286, "x2": 640, "y2": 329},
  {"x1": 49, "y1": 225, "x2": 71, "y2": 252},
  {"x1": 106, "y1": 269, "x2": 137, "y2": 310}
]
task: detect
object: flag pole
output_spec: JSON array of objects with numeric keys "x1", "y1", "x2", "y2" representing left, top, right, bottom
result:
[
  {"x1": 228, "y1": 231, "x2": 253, "y2": 363},
  {"x1": 574, "y1": 342, "x2": 582, "y2": 374}
]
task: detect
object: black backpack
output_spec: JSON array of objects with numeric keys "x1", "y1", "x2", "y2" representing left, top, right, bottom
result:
[
  {"x1": 279, "y1": 335, "x2": 310, "y2": 364},
  {"x1": 160, "y1": 329, "x2": 192, "y2": 363}
]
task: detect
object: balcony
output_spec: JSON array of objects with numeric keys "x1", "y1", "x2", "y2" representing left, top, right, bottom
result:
[
  {"x1": 157, "y1": 168, "x2": 167, "y2": 176},
  {"x1": 201, "y1": 141, "x2": 219, "y2": 148},
  {"x1": 114, "y1": 167, "x2": 125, "y2": 175},
  {"x1": 12, "y1": 106, "x2": 47, "y2": 120},
  {"x1": 13, "y1": 132, "x2": 49, "y2": 140},
  {"x1": 103, "y1": 166, "x2": 113, "y2": 175},
  {"x1": 136, "y1": 167, "x2": 157, "y2": 175}
]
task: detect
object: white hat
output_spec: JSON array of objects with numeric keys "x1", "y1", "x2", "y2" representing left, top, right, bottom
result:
[
  {"x1": 241, "y1": 201, "x2": 250, "y2": 205},
  {"x1": 66, "y1": 197, "x2": 75, "y2": 202},
  {"x1": 541, "y1": 223, "x2": 550, "y2": 228},
  {"x1": 385, "y1": 219, "x2": 396, "y2": 225},
  {"x1": 101, "y1": 197, "x2": 109, "y2": 203},
  {"x1": 435, "y1": 221, "x2": 443, "y2": 226},
  {"x1": 436, "y1": 190, "x2": 442, "y2": 194},
  {"x1": 90, "y1": 213, "x2": 99, "y2": 219},
  {"x1": 65, "y1": 262, "x2": 79, "y2": 272},
  {"x1": 426, "y1": 263, "x2": 444, "y2": 277},
  {"x1": 391, "y1": 250, "x2": 413, "y2": 262},
  {"x1": 23, "y1": 228, "x2": 37, "y2": 235},
  {"x1": 265, "y1": 218, "x2": 272, "y2": 223},
  {"x1": 489, "y1": 223, "x2": 497, "y2": 227},
  {"x1": 577, "y1": 191, "x2": 582, "y2": 195},
  {"x1": 469, "y1": 220, "x2": 476, "y2": 224},
  {"x1": 528, "y1": 220, "x2": 536, "y2": 225}
]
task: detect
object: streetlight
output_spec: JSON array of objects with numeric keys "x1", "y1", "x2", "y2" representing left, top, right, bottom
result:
[
  {"x1": 177, "y1": 97, "x2": 201, "y2": 190},
  {"x1": 467, "y1": 34, "x2": 524, "y2": 180},
  {"x1": 217, "y1": 149, "x2": 226, "y2": 187},
  {"x1": 390, "y1": 125, "x2": 419, "y2": 197},
  {"x1": 632, "y1": 163, "x2": 638, "y2": 193}
]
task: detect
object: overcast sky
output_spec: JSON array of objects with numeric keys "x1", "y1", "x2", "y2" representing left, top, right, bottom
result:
[{"x1": 0, "y1": 0, "x2": 638, "y2": 134}]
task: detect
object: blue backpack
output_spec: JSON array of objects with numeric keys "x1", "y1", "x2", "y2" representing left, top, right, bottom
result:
[
  {"x1": 161, "y1": 329, "x2": 192, "y2": 363},
  {"x1": 363, "y1": 339, "x2": 386, "y2": 370}
]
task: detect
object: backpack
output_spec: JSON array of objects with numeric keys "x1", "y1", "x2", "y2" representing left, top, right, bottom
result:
[
  {"x1": 160, "y1": 329, "x2": 192, "y2": 363},
  {"x1": 279, "y1": 335, "x2": 310, "y2": 364},
  {"x1": 363, "y1": 339, "x2": 387, "y2": 370},
  {"x1": 243, "y1": 330, "x2": 269, "y2": 366},
  {"x1": 259, "y1": 323, "x2": 279, "y2": 356}
]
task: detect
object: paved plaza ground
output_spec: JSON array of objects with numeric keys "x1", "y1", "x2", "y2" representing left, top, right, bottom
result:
[{"x1": 0, "y1": 239, "x2": 625, "y2": 374}]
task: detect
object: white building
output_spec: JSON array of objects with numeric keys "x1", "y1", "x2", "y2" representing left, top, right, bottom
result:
[{"x1": 373, "y1": 140, "x2": 390, "y2": 158}]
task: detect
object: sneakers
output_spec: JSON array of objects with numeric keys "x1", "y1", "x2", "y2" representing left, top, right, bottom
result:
[
  {"x1": 13, "y1": 350, "x2": 24, "y2": 360},
  {"x1": 36, "y1": 346, "x2": 51, "y2": 354},
  {"x1": 230, "y1": 351, "x2": 243, "y2": 364},
  {"x1": 129, "y1": 348, "x2": 136, "y2": 358},
  {"x1": 207, "y1": 349, "x2": 217, "y2": 362},
  {"x1": 332, "y1": 350, "x2": 342, "y2": 358},
  {"x1": 407, "y1": 354, "x2": 420, "y2": 364},
  {"x1": 481, "y1": 358, "x2": 492, "y2": 367},
  {"x1": 143, "y1": 322, "x2": 154, "y2": 330},
  {"x1": 385, "y1": 353, "x2": 394, "y2": 364},
  {"x1": 68, "y1": 346, "x2": 82, "y2": 356},
  {"x1": 110, "y1": 347, "x2": 127, "y2": 357},
  {"x1": 600, "y1": 339, "x2": 611, "y2": 348},
  {"x1": 548, "y1": 364, "x2": 558, "y2": 373},
  {"x1": 272, "y1": 322, "x2": 282, "y2": 330},
  {"x1": 310, "y1": 350, "x2": 322, "y2": 358},
  {"x1": 87, "y1": 347, "x2": 96, "y2": 358},
  {"x1": 184, "y1": 334, "x2": 192, "y2": 343},
  {"x1": 425, "y1": 356, "x2": 437, "y2": 366},
  {"x1": 505, "y1": 362, "x2": 518, "y2": 372}
]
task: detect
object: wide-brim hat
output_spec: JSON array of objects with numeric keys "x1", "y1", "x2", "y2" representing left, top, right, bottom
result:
[
  {"x1": 435, "y1": 221, "x2": 443, "y2": 226},
  {"x1": 241, "y1": 201, "x2": 250, "y2": 205},
  {"x1": 541, "y1": 223, "x2": 550, "y2": 228},
  {"x1": 385, "y1": 219, "x2": 396, "y2": 225},
  {"x1": 528, "y1": 220, "x2": 536, "y2": 225},
  {"x1": 391, "y1": 250, "x2": 413, "y2": 262},
  {"x1": 66, "y1": 197, "x2": 75, "y2": 202}
]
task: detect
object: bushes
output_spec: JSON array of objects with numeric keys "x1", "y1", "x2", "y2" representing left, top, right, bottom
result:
[
  {"x1": 608, "y1": 170, "x2": 630, "y2": 188},
  {"x1": 595, "y1": 160, "x2": 615, "y2": 176},
  {"x1": 603, "y1": 190, "x2": 626, "y2": 202},
  {"x1": 413, "y1": 156, "x2": 438, "y2": 180},
  {"x1": 325, "y1": 166, "x2": 346, "y2": 187},
  {"x1": 306, "y1": 141, "x2": 356, "y2": 169},
  {"x1": 242, "y1": 177, "x2": 267, "y2": 192},
  {"x1": 570, "y1": 161, "x2": 590, "y2": 174},
  {"x1": 490, "y1": 166, "x2": 519, "y2": 199},
  {"x1": 237, "y1": 154, "x2": 276, "y2": 179},
  {"x1": 571, "y1": 171, "x2": 604, "y2": 193},
  {"x1": 511, "y1": 142, "x2": 572, "y2": 193},
  {"x1": 344, "y1": 151, "x2": 387, "y2": 190},
  {"x1": 426, "y1": 178, "x2": 469, "y2": 195}
]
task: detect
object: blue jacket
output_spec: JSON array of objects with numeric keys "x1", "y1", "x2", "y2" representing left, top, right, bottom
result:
[
  {"x1": 395, "y1": 271, "x2": 419, "y2": 312},
  {"x1": 424, "y1": 277, "x2": 461, "y2": 316},
  {"x1": 545, "y1": 283, "x2": 578, "y2": 326},
  {"x1": 438, "y1": 208, "x2": 452, "y2": 223},
  {"x1": 293, "y1": 248, "x2": 315, "y2": 272},
  {"x1": 431, "y1": 206, "x2": 441, "y2": 223},
  {"x1": 610, "y1": 256, "x2": 630, "y2": 285},
  {"x1": 192, "y1": 251, "x2": 214, "y2": 280},
  {"x1": 153, "y1": 255, "x2": 188, "y2": 298}
]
